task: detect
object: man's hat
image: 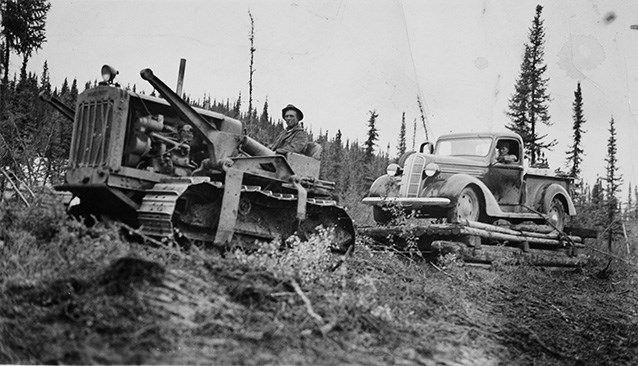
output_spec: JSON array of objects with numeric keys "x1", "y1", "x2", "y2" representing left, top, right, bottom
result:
[{"x1": 282, "y1": 104, "x2": 304, "y2": 121}]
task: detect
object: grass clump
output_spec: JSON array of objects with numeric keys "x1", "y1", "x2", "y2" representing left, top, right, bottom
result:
[
  {"x1": 0, "y1": 199, "x2": 131, "y2": 287},
  {"x1": 233, "y1": 227, "x2": 335, "y2": 284}
]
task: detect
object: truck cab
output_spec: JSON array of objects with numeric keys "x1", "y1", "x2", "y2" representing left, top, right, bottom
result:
[{"x1": 363, "y1": 132, "x2": 575, "y2": 230}]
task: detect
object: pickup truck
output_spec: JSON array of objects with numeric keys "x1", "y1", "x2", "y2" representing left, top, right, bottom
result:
[{"x1": 363, "y1": 132, "x2": 576, "y2": 230}]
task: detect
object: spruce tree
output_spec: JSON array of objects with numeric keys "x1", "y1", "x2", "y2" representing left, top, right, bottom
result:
[
  {"x1": 566, "y1": 82, "x2": 586, "y2": 199},
  {"x1": 70, "y1": 78, "x2": 78, "y2": 102},
  {"x1": 416, "y1": 95, "x2": 430, "y2": 141},
  {"x1": 251, "y1": 99, "x2": 271, "y2": 142},
  {"x1": 247, "y1": 10, "x2": 255, "y2": 127},
  {"x1": 39, "y1": 60, "x2": 50, "y2": 92},
  {"x1": 566, "y1": 83, "x2": 586, "y2": 176},
  {"x1": 327, "y1": 130, "x2": 344, "y2": 196},
  {"x1": 604, "y1": 116, "x2": 623, "y2": 251},
  {"x1": 573, "y1": 177, "x2": 605, "y2": 230},
  {"x1": 0, "y1": 0, "x2": 50, "y2": 110},
  {"x1": 397, "y1": 112, "x2": 407, "y2": 159},
  {"x1": 506, "y1": 46, "x2": 533, "y2": 146},
  {"x1": 591, "y1": 177, "x2": 604, "y2": 206},
  {"x1": 625, "y1": 182, "x2": 634, "y2": 220},
  {"x1": 232, "y1": 91, "x2": 241, "y2": 119},
  {"x1": 505, "y1": 5, "x2": 554, "y2": 164},
  {"x1": 326, "y1": 130, "x2": 344, "y2": 177},
  {"x1": 364, "y1": 110, "x2": 378, "y2": 163},
  {"x1": 259, "y1": 99, "x2": 269, "y2": 126},
  {"x1": 412, "y1": 118, "x2": 416, "y2": 150}
]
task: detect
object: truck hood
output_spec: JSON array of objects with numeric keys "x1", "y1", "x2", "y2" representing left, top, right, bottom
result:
[
  {"x1": 397, "y1": 153, "x2": 489, "y2": 199},
  {"x1": 423, "y1": 154, "x2": 488, "y2": 178}
]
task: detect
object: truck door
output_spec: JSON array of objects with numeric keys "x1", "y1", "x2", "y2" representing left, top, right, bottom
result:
[{"x1": 485, "y1": 138, "x2": 524, "y2": 206}]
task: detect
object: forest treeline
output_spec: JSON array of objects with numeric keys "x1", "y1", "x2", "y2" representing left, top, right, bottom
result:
[{"x1": 0, "y1": 62, "x2": 390, "y2": 203}]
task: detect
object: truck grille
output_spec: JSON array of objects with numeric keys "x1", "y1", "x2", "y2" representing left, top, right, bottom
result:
[
  {"x1": 400, "y1": 154, "x2": 425, "y2": 197},
  {"x1": 70, "y1": 99, "x2": 114, "y2": 167}
]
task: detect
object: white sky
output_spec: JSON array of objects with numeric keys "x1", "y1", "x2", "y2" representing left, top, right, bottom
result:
[{"x1": 25, "y1": 0, "x2": 638, "y2": 199}]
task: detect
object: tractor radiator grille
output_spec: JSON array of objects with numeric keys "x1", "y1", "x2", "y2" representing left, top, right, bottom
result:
[
  {"x1": 70, "y1": 99, "x2": 114, "y2": 167},
  {"x1": 399, "y1": 154, "x2": 426, "y2": 197}
]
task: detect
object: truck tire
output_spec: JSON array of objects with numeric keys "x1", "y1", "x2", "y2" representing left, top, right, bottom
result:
[
  {"x1": 373, "y1": 206, "x2": 394, "y2": 225},
  {"x1": 448, "y1": 186, "x2": 481, "y2": 223},
  {"x1": 547, "y1": 198, "x2": 566, "y2": 231}
]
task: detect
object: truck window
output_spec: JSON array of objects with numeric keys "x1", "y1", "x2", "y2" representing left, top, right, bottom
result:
[
  {"x1": 436, "y1": 137, "x2": 493, "y2": 157},
  {"x1": 495, "y1": 138, "x2": 521, "y2": 164}
]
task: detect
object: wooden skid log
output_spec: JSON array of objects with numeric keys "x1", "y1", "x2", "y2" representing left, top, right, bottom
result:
[
  {"x1": 359, "y1": 224, "x2": 462, "y2": 239},
  {"x1": 360, "y1": 224, "x2": 582, "y2": 247},
  {"x1": 460, "y1": 219, "x2": 582, "y2": 243},
  {"x1": 510, "y1": 223, "x2": 555, "y2": 234},
  {"x1": 458, "y1": 226, "x2": 583, "y2": 247},
  {"x1": 432, "y1": 240, "x2": 586, "y2": 268}
]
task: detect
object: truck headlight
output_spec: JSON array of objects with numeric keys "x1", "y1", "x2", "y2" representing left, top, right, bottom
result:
[
  {"x1": 386, "y1": 163, "x2": 401, "y2": 177},
  {"x1": 424, "y1": 162, "x2": 440, "y2": 177}
]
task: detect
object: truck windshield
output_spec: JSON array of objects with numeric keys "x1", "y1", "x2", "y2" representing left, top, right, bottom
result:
[{"x1": 435, "y1": 137, "x2": 493, "y2": 157}]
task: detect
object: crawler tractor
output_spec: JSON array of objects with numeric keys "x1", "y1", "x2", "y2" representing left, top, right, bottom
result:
[{"x1": 41, "y1": 66, "x2": 354, "y2": 250}]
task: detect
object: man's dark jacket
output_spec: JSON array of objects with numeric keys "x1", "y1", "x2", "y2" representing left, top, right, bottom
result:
[{"x1": 270, "y1": 125, "x2": 308, "y2": 154}]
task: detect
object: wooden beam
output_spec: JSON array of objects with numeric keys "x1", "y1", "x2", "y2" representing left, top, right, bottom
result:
[
  {"x1": 432, "y1": 240, "x2": 586, "y2": 268},
  {"x1": 460, "y1": 219, "x2": 582, "y2": 242},
  {"x1": 458, "y1": 225, "x2": 583, "y2": 247},
  {"x1": 360, "y1": 222, "x2": 583, "y2": 247}
]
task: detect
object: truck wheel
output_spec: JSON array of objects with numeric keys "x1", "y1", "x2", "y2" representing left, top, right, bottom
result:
[
  {"x1": 448, "y1": 187, "x2": 481, "y2": 223},
  {"x1": 547, "y1": 198, "x2": 566, "y2": 231},
  {"x1": 373, "y1": 206, "x2": 394, "y2": 225}
]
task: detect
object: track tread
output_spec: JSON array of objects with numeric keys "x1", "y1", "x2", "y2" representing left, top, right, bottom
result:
[{"x1": 137, "y1": 180, "x2": 349, "y2": 245}]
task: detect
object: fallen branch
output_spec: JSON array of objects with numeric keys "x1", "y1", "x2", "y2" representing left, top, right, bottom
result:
[
  {"x1": 585, "y1": 246, "x2": 637, "y2": 267},
  {"x1": 429, "y1": 261, "x2": 465, "y2": 282},
  {"x1": 521, "y1": 205, "x2": 579, "y2": 248},
  {"x1": 5, "y1": 168, "x2": 35, "y2": 199},
  {"x1": 1, "y1": 168, "x2": 30, "y2": 207},
  {"x1": 118, "y1": 222, "x2": 189, "y2": 259},
  {"x1": 329, "y1": 242, "x2": 354, "y2": 272},
  {"x1": 290, "y1": 279, "x2": 336, "y2": 335},
  {"x1": 290, "y1": 279, "x2": 323, "y2": 324},
  {"x1": 622, "y1": 222, "x2": 631, "y2": 256},
  {"x1": 544, "y1": 300, "x2": 571, "y2": 324}
]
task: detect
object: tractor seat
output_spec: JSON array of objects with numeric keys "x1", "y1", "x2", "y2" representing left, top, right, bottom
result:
[{"x1": 303, "y1": 142, "x2": 323, "y2": 160}]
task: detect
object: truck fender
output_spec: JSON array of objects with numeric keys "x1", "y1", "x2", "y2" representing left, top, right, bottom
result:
[
  {"x1": 423, "y1": 174, "x2": 503, "y2": 216},
  {"x1": 539, "y1": 183, "x2": 576, "y2": 216},
  {"x1": 367, "y1": 174, "x2": 400, "y2": 198}
]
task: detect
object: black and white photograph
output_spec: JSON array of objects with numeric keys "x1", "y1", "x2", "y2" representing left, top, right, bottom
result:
[{"x1": 1, "y1": 1, "x2": 637, "y2": 364}]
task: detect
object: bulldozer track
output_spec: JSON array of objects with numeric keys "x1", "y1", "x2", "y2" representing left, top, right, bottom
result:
[{"x1": 137, "y1": 178, "x2": 353, "y2": 249}]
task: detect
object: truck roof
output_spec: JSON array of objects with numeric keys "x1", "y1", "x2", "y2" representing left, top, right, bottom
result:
[{"x1": 437, "y1": 131, "x2": 522, "y2": 141}]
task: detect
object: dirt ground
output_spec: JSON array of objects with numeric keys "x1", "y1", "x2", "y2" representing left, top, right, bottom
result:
[{"x1": 1, "y1": 215, "x2": 638, "y2": 365}]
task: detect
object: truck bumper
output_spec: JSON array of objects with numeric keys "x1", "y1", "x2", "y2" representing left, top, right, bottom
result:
[{"x1": 362, "y1": 197, "x2": 451, "y2": 208}]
